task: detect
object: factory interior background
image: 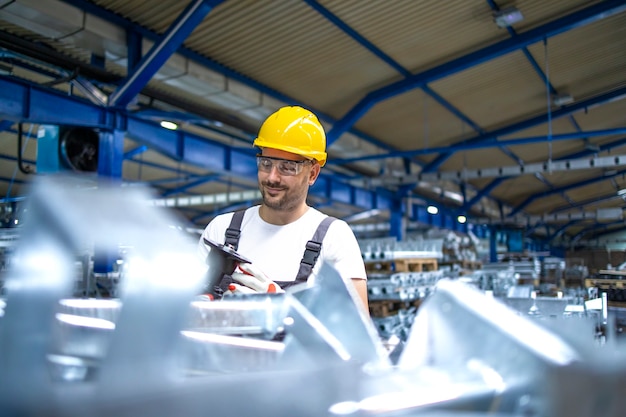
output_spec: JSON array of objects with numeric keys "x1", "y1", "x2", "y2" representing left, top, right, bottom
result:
[{"x1": 0, "y1": 1, "x2": 625, "y2": 416}]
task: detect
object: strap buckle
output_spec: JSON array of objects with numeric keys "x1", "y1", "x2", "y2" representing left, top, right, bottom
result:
[{"x1": 302, "y1": 240, "x2": 322, "y2": 266}]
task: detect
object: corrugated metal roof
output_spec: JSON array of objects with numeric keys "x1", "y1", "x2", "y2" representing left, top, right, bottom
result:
[{"x1": 0, "y1": 0, "x2": 624, "y2": 241}]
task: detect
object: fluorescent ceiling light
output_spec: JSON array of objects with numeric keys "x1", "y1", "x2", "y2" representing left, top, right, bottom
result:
[
  {"x1": 427, "y1": 205, "x2": 438, "y2": 215},
  {"x1": 160, "y1": 120, "x2": 178, "y2": 130},
  {"x1": 493, "y1": 7, "x2": 524, "y2": 28}
]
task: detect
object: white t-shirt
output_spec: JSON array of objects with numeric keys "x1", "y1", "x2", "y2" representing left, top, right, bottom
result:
[{"x1": 198, "y1": 206, "x2": 366, "y2": 284}]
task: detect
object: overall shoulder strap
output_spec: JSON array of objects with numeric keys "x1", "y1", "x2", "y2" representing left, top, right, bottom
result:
[
  {"x1": 294, "y1": 216, "x2": 337, "y2": 282},
  {"x1": 224, "y1": 208, "x2": 246, "y2": 250}
]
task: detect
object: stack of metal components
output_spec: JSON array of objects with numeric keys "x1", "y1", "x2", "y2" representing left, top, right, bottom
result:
[
  {"x1": 481, "y1": 257, "x2": 541, "y2": 285},
  {"x1": 1, "y1": 177, "x2": 624, "y2": 417},
  {"x1": 368, "y1": 270, "x2": 444, "y2": 341},
  {"x1": 361, "y1": 237, "x2": 447, "y2": 344},
  {"x1": 461, "y1": 268, "x2": 519, "y2": 296}
]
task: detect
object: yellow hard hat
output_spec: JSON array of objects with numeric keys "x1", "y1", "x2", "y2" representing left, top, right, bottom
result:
[{"x1": 253, "y1": 106, "x2": 327, "y2": 167}]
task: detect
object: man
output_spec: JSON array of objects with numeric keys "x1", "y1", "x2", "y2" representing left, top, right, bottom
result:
[{"x1": 198, "y1": 105, "x2": 369, "y2": 313}]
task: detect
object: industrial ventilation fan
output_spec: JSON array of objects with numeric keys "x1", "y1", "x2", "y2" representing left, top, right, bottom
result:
[{"x1": 36, "y1": 125, "x2": 99, "y2": 173}]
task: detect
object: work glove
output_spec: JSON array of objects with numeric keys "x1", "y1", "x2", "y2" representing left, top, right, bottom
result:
[
  {"x1": 227, "y1": 263, "x2": 284, "y2": 295},
  {"x1": 194, "y1": 294, "x2": 214, "y2": 301}
]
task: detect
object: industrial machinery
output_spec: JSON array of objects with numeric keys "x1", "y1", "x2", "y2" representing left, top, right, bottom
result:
[{"x1": 0, "y1": 176, "x2": 624, "y2": 417}]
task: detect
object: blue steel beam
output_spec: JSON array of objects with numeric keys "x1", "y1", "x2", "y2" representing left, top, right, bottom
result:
[
  {"x1": 510, "y1": 168, "x2": 626, "y2": 216},
  {"x1": 59, "y1": 0, "x2": 394, "y2": 154},
  {"x1": 0, "y1": 74, "x2": 393, "y2": 214},
  {"x1": 0, "y1": 176, "x2": 28, "y2": 186},
  {"x1": 545, "y1": 220, "x2": 578, "y2": 243},
  {"x1": 305, "y1": 0, "x2": 505, "y2": 221},
  {"x1": 123, "y1": 145, "x2": 148, "y2": 159},
  {"x1": 461, "y1": 177, "x2": 509, "y2": 211},
  {"x1": 423, "y1": 87, "x2": 626, "y2": 172},
  {"x1": 326, "y1": 0, "x2": 626, "y2": 146},
  {"x1": 98, "y1": 130, "x2": 124, "y2": 179},
  {"x1": 0, "y1": 153, "x2": 35, "y2": 166},
  {"x1": 378, "y1": 134, "x2": 626, "y2": 219},
  {"x1": 487, "y1": 0, "x2": 572, "y2": 202},
  {"x1": 565, "y1": 136, "x2": 626, "y2": 160},
  {"x1": 161, "y1": 175, "x2": 221, "y2": 197},
  {"x1": 109, "y1": 0, "x2": 221, "y2": 107},
  {"x1": 486, "y1": 0, "x2": 589, "y2": 146},
  {"x1": 512, "y1": 134, "x2": 626, "y2": 215},
  {"x1": 329, "y1": 116, "x2": 626, "y2": 164},
  {"x1": 534, "y1": 172, "x2": 576, "y2": 207},
  {"x1": 0, "y1": 120, "x2": 14, "y2": 131},
  {"x1": 125, "y1": 157, "x2": 255, "y2": 194},
  {"x1": 551, "y1": 193, "x2": 622, "y2": 214},
  {"x1": 573, "y1": 220, "x2": 626, "y2": 242},
  {"x1": 126, "y1": 29, "x2": 142, "y2": 72},
  {"x1": 304, "y1": 0, "x2": 484, "y2": 135},
  {"x1": 540, "y1": 135, "x2": 626, "y2": 214}
]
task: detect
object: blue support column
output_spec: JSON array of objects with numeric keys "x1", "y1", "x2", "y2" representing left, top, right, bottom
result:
[
  {"x1": 507, "y1": 229, "x2": 524, "y2": 253},
  {"x1": 94, "y1": 129, "x2": 125, "y2": 274},
  {"x1": 489, "y1": 227, "x2": 498, "y2": 263},
  {"x1": 97, "y1": 130, "x2": 125, "y2": 180},
  {"x1": 389, "y1": 197, "x2": 404, "y2": 241}
]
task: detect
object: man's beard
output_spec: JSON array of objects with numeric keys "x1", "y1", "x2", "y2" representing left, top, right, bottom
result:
[{"x1": 260, "y1": 178, "x2": 308, "y2": 211}]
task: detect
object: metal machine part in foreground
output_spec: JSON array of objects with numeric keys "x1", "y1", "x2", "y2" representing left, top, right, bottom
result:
[{"x1": 0, "y1": 175, "x2": 624, "y2": 417}]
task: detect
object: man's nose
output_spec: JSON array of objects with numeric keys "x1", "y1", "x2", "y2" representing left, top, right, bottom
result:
[{"x1": 266, "y1": 163, "x2": 281, "y2": 181}]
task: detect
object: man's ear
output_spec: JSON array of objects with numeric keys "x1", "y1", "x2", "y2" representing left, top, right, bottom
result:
[{"x1": 309, "y1": 163, "x2": 320, "y2": 185}]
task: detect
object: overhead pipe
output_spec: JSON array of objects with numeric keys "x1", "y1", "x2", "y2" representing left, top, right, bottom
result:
[
  {"x1": 109, "y1": 0, "x2": 222, "y2": 107},
  {"x1": 60, "y1": 0, "x2": 395, "y2": 154},
  {"x1": 462, "y1": 135, "x2": 626, "y2": 213},
  {"x1": 510, "y1": 168, "x2": 626, "y2": 217},
  {"x1": 356, "y1": 153, "x2": 626, "y2": 186},
  {"x1": 0, "y1": 75, "x2": 394, "y2": 217},
  {"x1": 550, "y1": 192, "x2": 622, "y2": 214}
]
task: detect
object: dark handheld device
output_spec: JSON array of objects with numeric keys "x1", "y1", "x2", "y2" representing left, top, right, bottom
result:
[{"x1": 202, "y1": 238, "x2": 251, "y2": 294}]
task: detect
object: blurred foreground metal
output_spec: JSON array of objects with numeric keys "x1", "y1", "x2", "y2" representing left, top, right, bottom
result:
[{"x1": 0, "y1": 176, "x2": 625, "y2": 417}]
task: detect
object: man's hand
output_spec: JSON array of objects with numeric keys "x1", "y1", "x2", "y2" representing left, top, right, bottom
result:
[{"x1": 228, "y1": 263, "x2": 284, "y2": 294}]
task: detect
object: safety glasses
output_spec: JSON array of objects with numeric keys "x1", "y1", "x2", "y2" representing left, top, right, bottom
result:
[{"x1": 256, "y1": 154, "x2": 312, "y2": 176}]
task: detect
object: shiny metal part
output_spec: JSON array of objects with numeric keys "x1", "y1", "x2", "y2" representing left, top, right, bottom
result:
[
  {"x1": 368, "y1": 271, "x2": 443, "y2": 301},
  {"x1": 289, "y1": 262, "x2": 390, "y2": 369},
  {"x1": 187, "y1": 294, "x2": 285, "y2": 336},
  {"x1": 1, "y1": 176, "x2": 625, "y2": 417}
]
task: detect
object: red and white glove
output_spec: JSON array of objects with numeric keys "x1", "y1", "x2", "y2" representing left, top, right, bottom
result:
[{"x1": 226, "y1": 263, "x2": 284, "y2": 295}]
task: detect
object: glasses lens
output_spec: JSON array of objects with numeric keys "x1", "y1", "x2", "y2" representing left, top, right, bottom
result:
[
  {"x1": 257, "y1": 157, "x2": 273, "y2": 171},
  {"x1": 256, "y1": 156, "x2": 305, "y2": 176},
  {"x1": 277, "y1": 160, "x2": 298, "y2": 175}
]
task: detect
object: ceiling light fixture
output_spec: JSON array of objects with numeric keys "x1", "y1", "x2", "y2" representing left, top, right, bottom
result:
[
  {"x1": 552, "y1": 93, "x2": 574, "y2": 106},
  {"x1": 427, "y1": 205, "x2": 439, "y2": 215},
  {"x1": 493, "y1": 7, "x2": 524, "y2": 28},
  {"x1": 160, "y1": 121, "x2": 178, "y2": 130}
]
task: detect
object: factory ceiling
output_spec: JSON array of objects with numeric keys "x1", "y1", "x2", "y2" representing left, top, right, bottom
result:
[{"x1": 0, "y1": 0, "x2": 625, "y2": 247}]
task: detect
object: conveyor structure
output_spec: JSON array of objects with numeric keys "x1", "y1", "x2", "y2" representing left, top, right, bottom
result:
[{"x1": 0, "y1": 176, "x2": 624, "y2": 417}]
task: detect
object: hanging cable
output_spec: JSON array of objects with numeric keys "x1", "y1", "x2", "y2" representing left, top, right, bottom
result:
[
  {"x1": 462, "y1": 120, "x2": 467, "y2": 181},
  {"x1": 16, "y1": 122, "x2": 35, "y2": 176},
  {"x1": 423, "y1": 89, "x2": 429, "y2": 150},
  {"x1": 9, "y1": 123, "x2": 35, "y2": 200},
  {"x1": 544, "y1": 38, "x2": 553, "y2": 172}
]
